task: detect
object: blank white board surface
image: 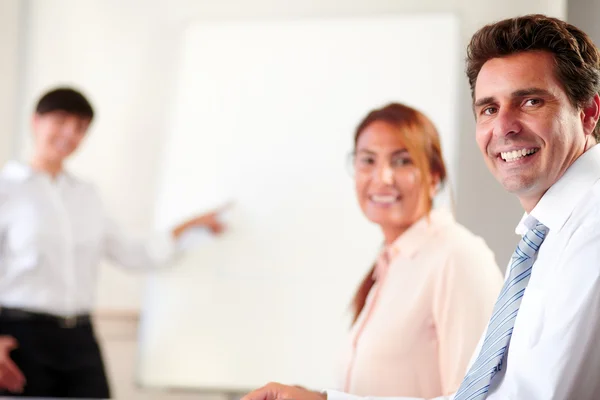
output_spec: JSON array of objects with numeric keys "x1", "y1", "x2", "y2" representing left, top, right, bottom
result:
[{"x1": 137, "y1": 14, "x2": 460, "y2": 391}]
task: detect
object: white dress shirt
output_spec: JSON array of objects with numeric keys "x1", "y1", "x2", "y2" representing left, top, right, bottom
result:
[
  {"x1": 0, "y1": 161, "x2": 177, "y2": 317},
  {"x1": 327, "y1": 143, "x2": 600, "y2": 400}
]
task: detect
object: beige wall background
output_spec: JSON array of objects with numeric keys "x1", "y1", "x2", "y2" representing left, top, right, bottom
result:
[{"x1": 2, "y1": 0, "x2": 567, "y2": 312}]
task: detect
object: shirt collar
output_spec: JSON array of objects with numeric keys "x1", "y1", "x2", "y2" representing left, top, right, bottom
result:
[
  {"x1": 515, "y1": 144, "x2": 600, "y2": 235},
  {"x1": 1, "y1": 160, "x2": 75, "y2": 184},
  {"x1": 387, "y1": 207, "x2": 455, "y2": 259}
]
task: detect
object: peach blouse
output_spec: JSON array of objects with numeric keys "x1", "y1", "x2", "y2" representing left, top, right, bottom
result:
[{"x1": 337, "y1": 208, "x2": 503, "y2": 398}]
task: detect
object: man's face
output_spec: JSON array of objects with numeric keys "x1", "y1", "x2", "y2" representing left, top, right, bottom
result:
[
  {"x1": 474, "y1": 51, "x2": 597, "y2": 211},
  {"x1": 32, "y1": 110, "x2": 90, "y2": 163}
]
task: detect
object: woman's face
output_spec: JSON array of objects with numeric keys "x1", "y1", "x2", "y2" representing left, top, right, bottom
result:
[{"x1": 354, "y1": 120, "x2": 433, "y2": 239}]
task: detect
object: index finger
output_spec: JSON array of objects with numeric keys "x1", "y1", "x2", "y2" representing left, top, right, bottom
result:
[{"x1": 241, "y1": 387, "x2": 272, "y2": 400}]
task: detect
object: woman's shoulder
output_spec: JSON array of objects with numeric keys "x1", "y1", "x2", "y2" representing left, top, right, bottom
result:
[
  {"x1": 432, "y1": 210, "x2": 498, "y2": 268},
  {"x1": 434, "y1": 211, "x2": 491, "y2": 250}
]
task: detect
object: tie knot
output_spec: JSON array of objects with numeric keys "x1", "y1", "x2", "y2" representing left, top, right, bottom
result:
[
  {"x1": 529, "y1": 222, "x2": 549, "y2": 240},
  {"x1": 534, "y1": 221, "x2": 549, "y2": 234},
  {"x1": 519, "y1": 222, "x2": 549, "y2": 258}
]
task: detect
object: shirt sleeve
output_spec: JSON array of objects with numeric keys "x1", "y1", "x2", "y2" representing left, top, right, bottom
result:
[
  {"x1": 431, "y1": 237, "x2": 503, "y2": 396},
  {"x1": 103, "y1": 214, "x2": 180, "y2": 270},
  {"x1": 487, "y1": 223, "x2": 600, "y2": 399}
]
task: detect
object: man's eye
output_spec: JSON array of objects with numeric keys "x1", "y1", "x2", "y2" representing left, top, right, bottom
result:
[
  {"x1": 524, "y1": 98, "x2": 542, "y2": 107},
  {"x1": 482, "y1": 106, "x2": 497, "y2": 116}
]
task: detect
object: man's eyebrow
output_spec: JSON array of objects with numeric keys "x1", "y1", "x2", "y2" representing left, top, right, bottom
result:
[
  {"x1": 474, "y1": 96, "x2": 495, "y2": 108},
  {"x1": 473, "y1": 88, "x2": 553, "y2": 109},
  {"x1": 511, "y1": 87, "x2": 553, "y2": 98}
]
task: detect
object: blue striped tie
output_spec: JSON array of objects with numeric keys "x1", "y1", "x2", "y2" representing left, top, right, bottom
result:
[{"x1": 454, "y1": 222, "x2": 548, "y2": 400}]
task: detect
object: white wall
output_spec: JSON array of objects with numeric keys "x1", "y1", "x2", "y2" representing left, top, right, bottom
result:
[
  {"x1": 137, "y1": 15, "x2": 461, "y2": 390},
  {"x1": 0, "y1": 0, "x2": 23, "y2": 164},
  {"x1": 18, "y1": 0, "x2": 566, "y2": 311}
]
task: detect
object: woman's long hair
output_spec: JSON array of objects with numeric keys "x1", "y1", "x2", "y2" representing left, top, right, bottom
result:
[{"x1": 351, "y1": 103, "x2": 448, "y2": 324}]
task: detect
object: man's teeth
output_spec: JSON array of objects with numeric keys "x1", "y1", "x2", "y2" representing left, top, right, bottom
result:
[
  {"x1": 500, "y1": 148, "x2": 538, "y2": 162},
  {"x1": 371, "y1": 195, "x2": 398, "y2": 204}
]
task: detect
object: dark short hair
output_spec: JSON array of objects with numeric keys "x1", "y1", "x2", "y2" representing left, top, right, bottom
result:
[
  {"x1": 466, "y1": 14, "x2": 600, "y2": 141},
  {"x1": 35, "y1": 87, "x2": 94, "y2": 121}
]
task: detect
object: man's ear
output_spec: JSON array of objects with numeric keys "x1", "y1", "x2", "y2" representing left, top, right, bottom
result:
[{"x1": 581, "y1": 93, "x2": 600, "y2": 138}]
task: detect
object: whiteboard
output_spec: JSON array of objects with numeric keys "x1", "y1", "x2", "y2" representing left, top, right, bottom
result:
[{"x1": 137, "y1": 14, "x2": 460, "y2": 391}]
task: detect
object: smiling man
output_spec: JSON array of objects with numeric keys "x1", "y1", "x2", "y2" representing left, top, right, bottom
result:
[
  {"x1": 242, "y1": 14, "x2": 600, "y2": 400},
  {"x1": 472, "y1": 50, "x2": 597, "y2": 213}
]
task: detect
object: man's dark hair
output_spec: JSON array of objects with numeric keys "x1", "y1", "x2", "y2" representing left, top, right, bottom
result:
[
  {"x1": 35, "y1": 87, "x2": 94, "y2": 120},
  {"x1": 466, "y1": 14, "x2": 600, "y2": 141}
]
